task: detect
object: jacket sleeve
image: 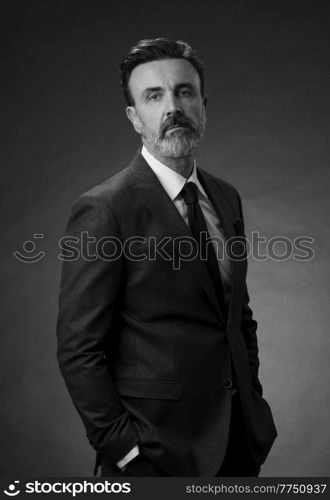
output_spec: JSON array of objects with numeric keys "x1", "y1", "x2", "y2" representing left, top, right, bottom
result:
[
  {"x1": 56, "y1": 193, "x2": 139, "y2": 462},
  {"x1": 236, "y1": 190, "x2": 263, "y2": 396}
]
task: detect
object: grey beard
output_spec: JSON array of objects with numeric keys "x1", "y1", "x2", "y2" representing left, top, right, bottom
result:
[{"x1": 155, "y1": 128, "x2": 203, "y2": 158}]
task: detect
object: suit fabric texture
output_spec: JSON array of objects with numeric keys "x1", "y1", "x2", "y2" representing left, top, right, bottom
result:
[{"x1": 56, "y1": 151, "x2": 277, "y2": 476}]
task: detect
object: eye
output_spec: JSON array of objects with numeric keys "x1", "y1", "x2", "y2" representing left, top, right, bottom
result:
[
  {"x1": 178, "y1": 87, "x2": 193, "y2": 97},
  {"x1": 148, "y1": 93, "x2": 161, "y2": 101}
]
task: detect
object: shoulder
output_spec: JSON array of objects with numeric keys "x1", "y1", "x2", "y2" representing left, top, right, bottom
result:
[
  {"x1": 77, "y1": 166, "x2": 133, "y2": 206},
  {"x1": 70, "y1": 159, "x2": 138, "y2": 220},
  {"x1": 62, "y1": 155, "x2": 140, "y2": 235}
]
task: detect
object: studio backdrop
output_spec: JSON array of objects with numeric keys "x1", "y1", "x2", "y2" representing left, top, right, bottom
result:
[{"x1": 1, "y1": 0, "x2": 330, "y2": 476}]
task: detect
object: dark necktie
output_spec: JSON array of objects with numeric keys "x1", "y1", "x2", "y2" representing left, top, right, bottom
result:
[{"x1": 181, "y1": 181, "x2": 227, "y2": 320}]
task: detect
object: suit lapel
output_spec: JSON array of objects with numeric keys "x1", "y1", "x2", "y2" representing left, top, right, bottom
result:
[{"x1": 129, "y1": 152, "x2": 226, "y2": 323}]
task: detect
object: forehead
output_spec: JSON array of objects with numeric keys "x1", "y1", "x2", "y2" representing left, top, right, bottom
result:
[{"x1": 128, "y1": 58, "x2": 201, "y2": 97}]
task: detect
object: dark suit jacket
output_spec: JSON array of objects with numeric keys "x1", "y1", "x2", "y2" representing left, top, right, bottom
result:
[{"x1": 56, "y1": 151, "x2": 277, "y2": 476}]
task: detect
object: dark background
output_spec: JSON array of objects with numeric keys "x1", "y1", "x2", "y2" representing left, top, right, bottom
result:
[{"x1": 1, "y1": 0, "x2": 330, "y2": 476}]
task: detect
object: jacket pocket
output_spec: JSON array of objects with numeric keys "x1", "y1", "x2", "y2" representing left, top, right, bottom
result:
[{"x1": 115, "y1": 379, "x2": 182, "y2": 400}]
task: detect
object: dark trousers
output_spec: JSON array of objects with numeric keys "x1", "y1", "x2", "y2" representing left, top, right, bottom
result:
[{"x1": 100, "y1": 393, "x2": 260, "y2": 477}]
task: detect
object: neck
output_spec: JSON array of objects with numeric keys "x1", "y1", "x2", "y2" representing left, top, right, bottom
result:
[{"x1": 143, "y1": 144, "x2": 195, "y2": 178}]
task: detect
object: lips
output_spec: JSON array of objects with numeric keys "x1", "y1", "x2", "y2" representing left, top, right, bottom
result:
[{"x1": 166, "y1": 125, "x2": 187, "y2": 132}]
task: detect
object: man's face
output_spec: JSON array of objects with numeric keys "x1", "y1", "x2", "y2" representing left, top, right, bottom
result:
[{"x1": 126, "y1": 58, "x2": 207, "y2": 159}]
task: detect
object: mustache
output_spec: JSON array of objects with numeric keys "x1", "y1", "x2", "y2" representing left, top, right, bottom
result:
[{"x1": 160, "y1": 114, "x2": 197, "y2": 138}]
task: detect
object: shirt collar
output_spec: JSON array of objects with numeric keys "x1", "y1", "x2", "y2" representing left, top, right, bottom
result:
[{"x1": 141, "y1": 145, "x2": 207, "y2": 200}]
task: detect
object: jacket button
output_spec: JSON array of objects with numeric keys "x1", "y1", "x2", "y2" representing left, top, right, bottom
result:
[{"x1": 223, "y1": 378, "x2": 233, "y2": 390}]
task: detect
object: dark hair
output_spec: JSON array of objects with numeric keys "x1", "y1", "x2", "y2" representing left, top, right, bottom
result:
[{"x1": 120, "y1": 38, "x2": 205, "y2": 106}]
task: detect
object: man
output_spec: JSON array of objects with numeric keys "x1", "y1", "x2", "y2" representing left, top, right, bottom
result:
[{"x1": 56, "y1": 38, "x2": 277, "y2": 477}]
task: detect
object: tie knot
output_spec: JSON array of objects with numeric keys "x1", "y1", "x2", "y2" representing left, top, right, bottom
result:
[{"x1": 181, "y1": 182, "x2": 199, "y2": 205}]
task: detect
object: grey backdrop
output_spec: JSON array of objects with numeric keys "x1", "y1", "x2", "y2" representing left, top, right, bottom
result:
[{"x1": 1, "y1": 0, "x2": 330, "y2": 476}]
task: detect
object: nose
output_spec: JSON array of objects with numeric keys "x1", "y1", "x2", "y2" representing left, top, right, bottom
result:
[{"x1": 165, "y1": 92, "x2": 182, "y2": 116}]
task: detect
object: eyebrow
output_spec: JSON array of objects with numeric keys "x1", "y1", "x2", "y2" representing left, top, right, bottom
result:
[
  {"x1": 176, "y1": 82, "x2": 195, "y2": 91},
  {"x1": 141, "y1": 86, "x2": 163, "y2": 99},
  {"x1": 141, "y1": 82, "x2": 197, "y2": 99}
]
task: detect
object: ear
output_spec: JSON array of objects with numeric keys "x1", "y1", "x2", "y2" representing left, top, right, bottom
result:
[
  {"x1": 203, "y1": 95, "x2": 208, "y2": 108},
  {"x1": 126, "y1": 106, "x2": 143, "y2": 134}
]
